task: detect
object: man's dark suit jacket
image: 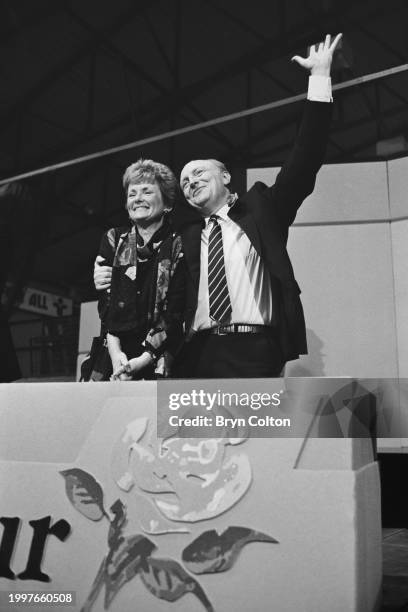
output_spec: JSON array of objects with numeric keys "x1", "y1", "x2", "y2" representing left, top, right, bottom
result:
[{"x1": 173, "y1": 100, "x2": 332, "y2": 363}]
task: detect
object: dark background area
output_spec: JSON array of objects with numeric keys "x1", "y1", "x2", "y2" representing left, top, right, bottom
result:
[
  {"x1": 1, "y1": 0, "x2": 407, "y2": 301},
  {"x1": 380, "y1": 454, "x2": 408, "y2": 528}
]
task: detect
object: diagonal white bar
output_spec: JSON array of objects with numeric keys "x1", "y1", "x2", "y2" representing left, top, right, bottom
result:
[{"x1": 1, "y1": 63, "x2": 407, "y2": 185}]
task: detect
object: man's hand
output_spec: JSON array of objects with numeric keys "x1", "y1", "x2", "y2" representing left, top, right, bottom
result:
[
  {"x1": 291, "y1": 33, "x2": 342, "y2": 77},
  {"x1": 94, "y1": 255, "x2": 112, "y2": 291}
]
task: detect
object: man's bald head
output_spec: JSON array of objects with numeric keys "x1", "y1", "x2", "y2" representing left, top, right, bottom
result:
[{"x1": 180, "y1": 159, "x2": 231, "y2": 216}]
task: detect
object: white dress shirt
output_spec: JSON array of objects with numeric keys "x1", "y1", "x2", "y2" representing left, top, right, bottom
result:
[
  {"x1": 193, "y1": 76, "x2": 333, "y2": 331},
  {"x1": 193, "y1": 204, "x2": 273, "y2": 330}
]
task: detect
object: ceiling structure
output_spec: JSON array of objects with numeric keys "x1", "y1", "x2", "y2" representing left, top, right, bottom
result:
[{"x1": 0, "y1": 0, "x2": 407, "y2": 301}]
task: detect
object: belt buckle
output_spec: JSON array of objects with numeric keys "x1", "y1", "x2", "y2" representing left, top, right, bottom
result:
[{"x1": 217, "y1": 325, "x2": 229, "y2": 335}]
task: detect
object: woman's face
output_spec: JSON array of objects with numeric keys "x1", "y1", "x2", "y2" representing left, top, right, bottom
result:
[{"x1": 126, "y1": 181, "x2": 166, "y2": 226}]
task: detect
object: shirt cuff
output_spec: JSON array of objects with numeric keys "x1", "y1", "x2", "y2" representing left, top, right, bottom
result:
[{"x1": 307, "y1": 75, "x2": 333, "y2": 103}]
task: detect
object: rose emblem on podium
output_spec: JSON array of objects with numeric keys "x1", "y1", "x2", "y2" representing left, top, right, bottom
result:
[
  {"x1": 111, "y1": 417, "x2": 252, "y2": 526},
  {"x1": 60, "y1": 416, "x2": 278, "y2": 611}
]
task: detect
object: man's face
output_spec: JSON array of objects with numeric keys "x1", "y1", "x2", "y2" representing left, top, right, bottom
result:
[
  {"x1": 126, "y1": 181, "x2": 165, "y2": 226},
  {"x1": 180, "y1": 159, "x2": 230, "y2": 216}
]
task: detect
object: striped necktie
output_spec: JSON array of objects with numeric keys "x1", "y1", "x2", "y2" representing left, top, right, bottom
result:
[{"x1": 208, "y1": 215, "x2": 232, "y2": 323}]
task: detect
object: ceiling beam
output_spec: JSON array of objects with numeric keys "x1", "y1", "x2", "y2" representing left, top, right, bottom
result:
[
  {"x1": 6, "y1": 0, "x2": 406, "y2": 178},
  {"x1": 0, "y1": 0, "x2": 156, "y2": 134},
  {"x1": 9, "y1": 2, "x2": 242, "y2": 175},
  {"x1": 126, "y1": 0, "x2": 394, "y2": 128},
  {"x1": 1, "y1": 3, "x2": 65, "y2": 44},
  {"x1": 331, "y1": 117, "x2": 408, "y2": 162},
  {"x1": 11, "y1": 0, "x2": 366, "y2": 168},
  {"x1": 63, "y1": 2, "x2": 245, "y2": 161},
  {"x1": 239, "y1": 100, "x2": 408, "y2": 166},
  {"x1": 233, "y1": 67, "x2": 408, "y2": 157}
]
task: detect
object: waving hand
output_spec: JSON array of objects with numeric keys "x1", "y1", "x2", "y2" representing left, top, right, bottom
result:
[{"x1": 292, "y1": 33, "x2": 342, "y2": 76}]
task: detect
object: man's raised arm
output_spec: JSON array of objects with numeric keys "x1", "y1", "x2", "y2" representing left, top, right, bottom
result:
[{"x1": 268, "y1": 33, "x2": 342, "y2": 228}]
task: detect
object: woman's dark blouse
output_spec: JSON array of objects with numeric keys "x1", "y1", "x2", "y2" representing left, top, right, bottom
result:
[
  {"x1": 97, "y1": 222, "x2": 185, "y2": 358},
  {"x1": 98, "y1": 229, "x2": 158, "y2": 337}
]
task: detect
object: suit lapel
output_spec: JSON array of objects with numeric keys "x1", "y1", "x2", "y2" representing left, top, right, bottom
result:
[{"x1": 181, "y1": 221, "x2": 203, "y2": 293}]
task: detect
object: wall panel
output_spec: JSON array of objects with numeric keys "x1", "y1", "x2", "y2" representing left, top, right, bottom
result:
[
  {"x1": 286, "y1": 224, "x2": 397, "y2": 377},
  {"x1": 247, "y1": 162, "x2": 389, "y2": 224}
]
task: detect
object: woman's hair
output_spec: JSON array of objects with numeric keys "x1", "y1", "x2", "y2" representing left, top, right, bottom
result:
[{"x1": 122, "y1": 159, "x2": 178, "y2": 209}]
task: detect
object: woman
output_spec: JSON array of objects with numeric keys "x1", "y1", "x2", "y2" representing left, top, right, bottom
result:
[{"x1": 96, "y1": 158, "x2": 184, "y2": 381}]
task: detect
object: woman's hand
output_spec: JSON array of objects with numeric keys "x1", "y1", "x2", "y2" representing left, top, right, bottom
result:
[
  {"x1": 291, "y1": 33, "x2": 342, "y2": 77},
  {"x1": 112, "y1": 352, "x2": 154, "y2": 379},
  {"x1": 111, "y1": 351, "x2": 132, "y2": 381}
]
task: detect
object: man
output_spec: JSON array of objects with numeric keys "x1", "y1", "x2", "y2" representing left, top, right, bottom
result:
[{"x1": 95, "y1": 33, "x2": 341, "y2": 378}]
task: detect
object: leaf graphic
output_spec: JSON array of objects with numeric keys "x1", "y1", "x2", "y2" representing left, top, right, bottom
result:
[
  {"x1": 140, "y1": 558, "x2": 214, "y2": 612},
  {"x1": 104, "y1": 534, "x2": 156, "y2": 608},
  {"x1": 80, "y1": 498, "x2": 155, "y2": 611},
  {"x1": 80, "y1": 558, "x2": 106, "y2": 612},
  {"x1": 182, "y1": 526, "x2": 278, "y2": 574},
  {"x1": 60, "y1": 468, "x2": 106, "y2": 521},
  {"x1": 107, "y1": 499, "x2": 127, "y2": 548}
]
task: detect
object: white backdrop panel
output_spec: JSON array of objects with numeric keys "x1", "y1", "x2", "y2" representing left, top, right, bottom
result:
[
  {"x1": 285, "y1": 223, "x2": 397, "y2": 377},
  {"x1": 388, "y1": 157, "x2": 408, "y2": 220},
  {"x1": 247, "y1": 162, "x2": 389, "y2": 224},
  {"x1": 78, "y1": 300, "x2": 100, "y2": 353},
  {"x1": 391, "y1": 220, "x2": 408, "y2": 378}
]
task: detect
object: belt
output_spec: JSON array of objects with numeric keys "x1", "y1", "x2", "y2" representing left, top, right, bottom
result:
[{"x1": 206, "y1": 324, "x2": 271, "y2": 335}]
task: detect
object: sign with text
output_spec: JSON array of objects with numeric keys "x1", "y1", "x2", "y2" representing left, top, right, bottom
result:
[{"x1": 18, "y1": 288, "x2": 73, "y2": 317}]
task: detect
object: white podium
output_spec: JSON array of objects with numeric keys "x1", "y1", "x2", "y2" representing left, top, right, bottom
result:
[{"x1": 0, "y1": 382, "x2": 382, "y2": 612}]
